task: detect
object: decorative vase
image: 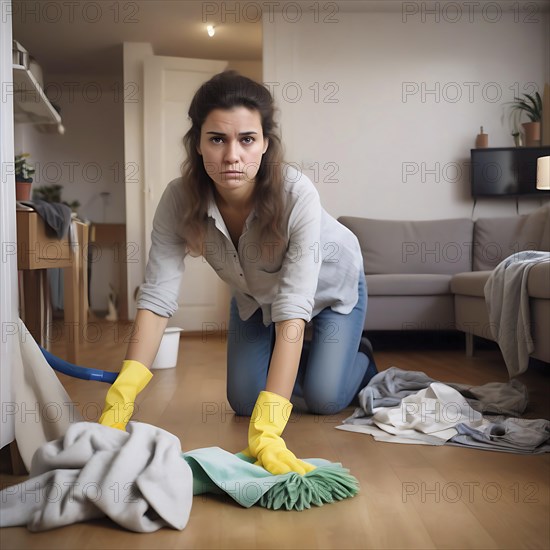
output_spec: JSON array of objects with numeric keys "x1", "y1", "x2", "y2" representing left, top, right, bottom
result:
[
  {"x1": 15, "y1": 180, "x2": 32, "y2": 201},
  {"x1": 522, "y1": 122, "x2": 541, "y2": 147},
  {"x1": 475, "y1": 126, "x2": 488, "y2": 148}
]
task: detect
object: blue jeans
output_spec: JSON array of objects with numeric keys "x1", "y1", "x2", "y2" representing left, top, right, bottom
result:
[{"x1": 226, "y1": 272, "x2": 371, "y2": 415}]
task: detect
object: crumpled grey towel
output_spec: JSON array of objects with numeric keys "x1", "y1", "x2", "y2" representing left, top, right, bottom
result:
[
  {"x1": 451, "y1": 379, "x2": 529, "y2": 416},
  {"x1": 350, "y1": 367, "x2": 528, "y2": 419},
  {"x1": 450, "y1": 417, "x2": 550, "y2": 454},
  {"x1": 353, "y1": 368, "x2": 435, "y2": 416},
  {"x1": 20, "y1": 199, "x2": 72, "y2": 239},
  {"x1": 0, "y1": 422, "x2": 193, "y2": 532},
  {"x1": 484, "y1": 250, "x2": 550, "y2": 378}
]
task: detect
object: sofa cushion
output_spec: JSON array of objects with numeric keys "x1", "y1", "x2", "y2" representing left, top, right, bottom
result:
[
  {"x1": 367, "y1": 273, "x2": 453, "y2": 296},
  {"x1": 338, "y1": 216, "x2": 473, "y2": 275},
  {"x1": 450, "y1": 271, "x2": 492, "y2": 297},
  {"x1": 473, "y1": 204, "x2": 550, "y2": 271}
]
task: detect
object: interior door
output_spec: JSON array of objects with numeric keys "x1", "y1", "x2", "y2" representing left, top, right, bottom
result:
[{"x1": 143, "y1": 56, "x2": 229, "y2": 331}]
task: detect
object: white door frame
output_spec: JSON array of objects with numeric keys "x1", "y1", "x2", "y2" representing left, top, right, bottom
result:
[{"x1": 1, "y1": 0, "x2": 17, "y2": 448}]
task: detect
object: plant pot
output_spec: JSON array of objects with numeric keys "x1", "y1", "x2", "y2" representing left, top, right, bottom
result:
[
  {"x1": 522, "y1": 122, "x2": 541, "y2": 147},
  {"x1": 15, "y1": 180, "x2": 32, "y2": 201}
]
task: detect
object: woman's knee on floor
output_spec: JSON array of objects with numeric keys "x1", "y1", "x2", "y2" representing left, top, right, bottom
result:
[
  {"x1": 303, "y1": 385, "x2": 350, "y2": 415},
  {"x1": 227, "y1": 387, "x2": 258, "y2": 416}
]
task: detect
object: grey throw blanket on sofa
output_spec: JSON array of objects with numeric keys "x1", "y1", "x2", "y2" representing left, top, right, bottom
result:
[
  {"x1": 0, "y1": 422, "x2": 193, "y2": 532},
  {"x1": 484, "y1": 250, "x2": 550, "y2": 378}
]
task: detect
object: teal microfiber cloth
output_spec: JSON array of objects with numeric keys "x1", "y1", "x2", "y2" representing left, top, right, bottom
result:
[{"x1": 182, "y1": 447, "x2": 359, "y2": 511}]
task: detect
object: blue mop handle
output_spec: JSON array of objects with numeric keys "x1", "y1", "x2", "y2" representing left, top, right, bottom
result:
[{"x1": 40, "y1": 347, "x2": 118, "y2": 384}]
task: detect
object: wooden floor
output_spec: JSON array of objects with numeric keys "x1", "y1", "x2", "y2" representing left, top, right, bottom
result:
[{"x1": 1, "y1": 322, "x2": 549, "y2": 549}]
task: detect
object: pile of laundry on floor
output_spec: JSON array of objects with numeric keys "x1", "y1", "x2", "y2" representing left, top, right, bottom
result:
[{"x1": 338, "y1": 367, "x2": 550, "y2": 454}]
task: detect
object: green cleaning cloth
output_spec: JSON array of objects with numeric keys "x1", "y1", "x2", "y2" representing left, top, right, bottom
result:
[{"x1": 182, "y1": 447, "x2": 359, "y2": 511}]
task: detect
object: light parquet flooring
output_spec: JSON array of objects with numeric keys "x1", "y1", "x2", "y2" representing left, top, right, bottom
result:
[{"x1": 1, "y1": 321, "x2": 549, "y2": 549}]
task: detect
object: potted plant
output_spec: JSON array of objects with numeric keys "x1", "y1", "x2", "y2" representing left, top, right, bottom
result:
[
  {"x1": 506, "y1": 92, "x2": 543, "y2": 147},
  {"x1": 14, "y1": 153, "x2": 36, "y2": 200}
]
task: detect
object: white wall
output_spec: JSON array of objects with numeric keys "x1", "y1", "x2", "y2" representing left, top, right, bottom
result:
[
  {"x1": 263, "y1": 7, "x2": 550, "y2": 220},
  {"x1": 227, "y1": 59, "x2": 263, "y2": 82}
]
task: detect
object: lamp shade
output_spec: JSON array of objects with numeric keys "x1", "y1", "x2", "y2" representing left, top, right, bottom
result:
[{"x1": 537, "y1": 156, "x2": 550, "y2": 190}]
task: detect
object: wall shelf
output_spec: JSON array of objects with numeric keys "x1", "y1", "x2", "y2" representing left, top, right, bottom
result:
[{"x1": 12, "y1": 64, "x2": 64, "y2": 134}]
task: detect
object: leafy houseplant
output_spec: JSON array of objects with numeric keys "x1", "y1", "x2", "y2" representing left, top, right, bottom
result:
[
  {"x1": 506, "y1": 92, "x2": 543, "y2": 146},
  {"x1": 508, "y1": 92, "x2": 542, "y2": 122},
  {"x1": 14, "y1": 153, "x2": 36, "y2": 200},
  {"x1": 15, "y1": 153, "x2": 35, "y2": 182}
]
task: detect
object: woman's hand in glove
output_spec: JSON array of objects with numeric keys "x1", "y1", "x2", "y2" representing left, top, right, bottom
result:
[
  {"x1": 98, "y1": 360, "x2": 152, "y2": 430},
  {"x1": 244, "y1": 390, "x2": 316, "y2": 475}
]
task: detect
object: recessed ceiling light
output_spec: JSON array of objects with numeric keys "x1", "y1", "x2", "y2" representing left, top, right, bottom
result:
[{"x1": 207, "y1": 25, "x2": 215, "y2": 37}]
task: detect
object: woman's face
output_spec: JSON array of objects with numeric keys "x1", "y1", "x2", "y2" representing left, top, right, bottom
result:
[{"x1": 198, "y1": 107, "x2": 269, "y2": 193}]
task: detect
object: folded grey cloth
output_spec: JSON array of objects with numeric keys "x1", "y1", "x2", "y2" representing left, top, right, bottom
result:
[
  {"x1": 0, "y1": 422, "x2": 193, "y2": 532},
  {"x1": 351, "y1": 367, "x2": 528, "y2": 418},
  {"x1": 450, "y1": 417, "x2": 550, "y2": 454}
]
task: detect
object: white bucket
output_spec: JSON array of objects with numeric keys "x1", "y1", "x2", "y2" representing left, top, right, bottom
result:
[{"x1": 151, "y1": 327, "x2": 184, "y2": 370}]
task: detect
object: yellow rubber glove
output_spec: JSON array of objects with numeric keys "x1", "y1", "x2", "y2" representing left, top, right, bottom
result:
[
  {"x1": 98, "y1": 360, "x2": 152, "y2": 431},
  {"x1": 245, "y1": 390, "x2": 316, "y2": 476}
]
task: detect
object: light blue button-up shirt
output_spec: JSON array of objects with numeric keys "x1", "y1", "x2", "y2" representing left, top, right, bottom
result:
[{"x1": 137, "y1": 167, "x2": 363, "y2": 325}]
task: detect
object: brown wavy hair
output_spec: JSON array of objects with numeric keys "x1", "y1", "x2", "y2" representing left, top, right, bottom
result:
[{"x1": 180, "y1": 70, "x2": 285, "y2": 255}]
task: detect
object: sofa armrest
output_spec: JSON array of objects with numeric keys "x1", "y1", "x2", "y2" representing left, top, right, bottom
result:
[{"x1": 528, "y1": 261, "x2": 550, "y2": 299}]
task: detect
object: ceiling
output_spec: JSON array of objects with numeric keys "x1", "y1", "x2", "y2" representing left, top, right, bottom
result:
[
  {"x1": 11, "y1": 0, "x2": 263, "y2": 74},
  {"x1": 11, "y1": 0, "x2": 550, "y2": 75}
]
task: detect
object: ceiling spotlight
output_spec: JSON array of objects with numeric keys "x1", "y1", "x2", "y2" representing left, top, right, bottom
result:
[{"x1": 207, "y1": 25, "x2": 215, "y2": 37}]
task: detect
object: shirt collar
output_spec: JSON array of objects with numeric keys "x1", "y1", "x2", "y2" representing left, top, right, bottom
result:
[{"x1": 206, "y1": 191, "x2": 257, "y2": 230}]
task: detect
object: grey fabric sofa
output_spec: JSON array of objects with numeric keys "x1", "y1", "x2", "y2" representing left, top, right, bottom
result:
[{"x1": 339, "y1": 203, "x2": 550, "y2": 364}]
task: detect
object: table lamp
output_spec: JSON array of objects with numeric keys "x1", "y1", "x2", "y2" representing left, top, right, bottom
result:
[{"x1": 537, "y1": 156, "x2": 550, "y2": 190}]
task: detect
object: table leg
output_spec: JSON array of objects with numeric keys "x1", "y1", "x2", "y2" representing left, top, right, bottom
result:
[
  {"x1": 64, "y1": 263, "x2": 79, "y2": 364},
  {"x1": 21, "y1": 270, "x2": 48, "y2": 347}
]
